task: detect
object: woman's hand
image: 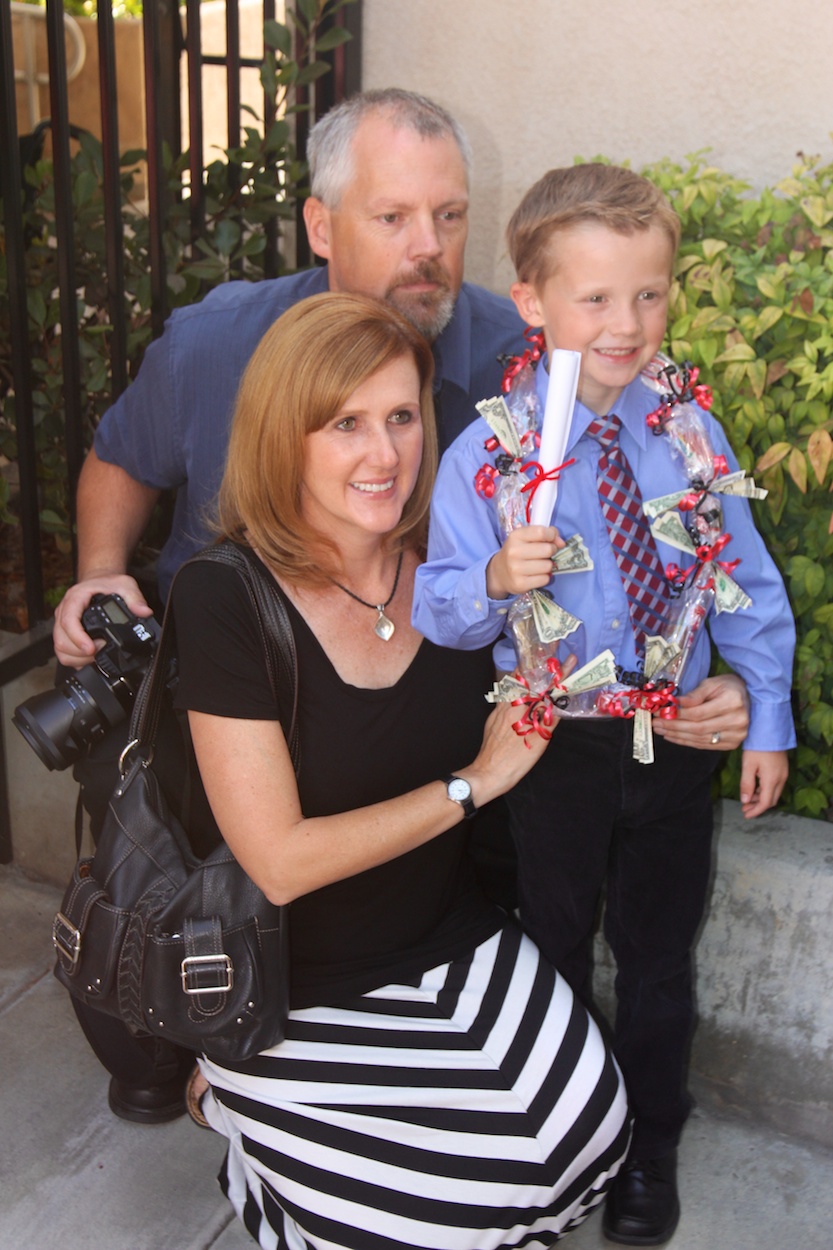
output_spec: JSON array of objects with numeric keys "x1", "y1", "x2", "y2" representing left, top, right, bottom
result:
[
  {"x1": 652, "y1": 672, "x2": 749, "y2": 751},
  {"x1": 459, "y1": 700, "x2": 552, "y2": 809},
  {"x1": 486, "y1": 526, "x2": 564, "y2": 600}
]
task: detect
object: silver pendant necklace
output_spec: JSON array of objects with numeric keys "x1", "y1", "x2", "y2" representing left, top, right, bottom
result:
[{"x1": 331, "y1": 550, "x2": 404, "y2": 642}]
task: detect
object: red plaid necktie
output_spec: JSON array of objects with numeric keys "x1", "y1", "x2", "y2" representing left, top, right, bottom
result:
[{"x1": 586, "y1": 414, "x2": 670, "y2": 648}]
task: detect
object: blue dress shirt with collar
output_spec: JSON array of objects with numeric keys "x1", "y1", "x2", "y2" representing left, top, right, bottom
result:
[
  {"x1": 413, "y1": 361, "x2": 796, "y2": 753},
  {"x1": 94, "y1": 267, "x2": 524, "y2": 598}
]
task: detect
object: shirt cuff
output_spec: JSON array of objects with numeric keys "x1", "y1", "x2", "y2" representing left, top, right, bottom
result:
[{"x1": 745, "y1": 700, "x2": 797, "y2": 752}]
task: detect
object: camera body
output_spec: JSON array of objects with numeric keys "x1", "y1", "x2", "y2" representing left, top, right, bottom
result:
[{"x1": 13, "y1": 594, "x2": 162, "y2": 771}]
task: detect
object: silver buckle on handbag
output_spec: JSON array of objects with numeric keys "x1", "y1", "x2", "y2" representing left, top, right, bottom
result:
[
  {"x1": 53, "y1": 912, "x2": 82, "y2": 971},
  {"x1": 180, "y1": 954, "x2": 234, "y2": 996}
]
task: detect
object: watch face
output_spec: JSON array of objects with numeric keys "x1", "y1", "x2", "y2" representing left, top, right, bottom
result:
[{"x1": 448, "y1": 777, "x2": 471, "y2": 802}]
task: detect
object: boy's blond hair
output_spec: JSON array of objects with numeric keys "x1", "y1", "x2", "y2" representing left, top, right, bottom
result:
[{"x1": 506, "y1": 163, "x2": 681, "y2": 286}]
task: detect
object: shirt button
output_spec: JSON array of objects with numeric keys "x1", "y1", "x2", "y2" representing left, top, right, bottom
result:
[
  {"x1": 611, "y1": 618, "x2": 621, "y2": 630},
  {"x1": 474, "y1": 599, "x2": 483, "y2": 612},
  {"x1": 496, "y1": 607, "x2": 508, "y2": 616}
]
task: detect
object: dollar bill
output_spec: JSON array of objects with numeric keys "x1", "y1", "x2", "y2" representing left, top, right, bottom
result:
[
  {"x1": 643, "y1": 635, "x2": 681, "y2": 680},
  {"x1": 485, "y1": 674, "x2": 531, "y2": 704},
  {"x1": 475, "y1": 395, "x2": 522, "y2": 459},
  {"x1": 713, "y1": 472, "x2": 768, "y2": 500},
  {"x1": 712, "y1": 563, "x2": 753, "y2": 613},
  {"x1": 642, "y1": 488, "x2": 691, "y2": 520},
  {"x1": 632, "y1": 708, "x2": 655, "y2": 764},
  {"x1": 650, "y1": 512, "x2": 696, "y2": 553},
  {"x1": 530, "y1": 590, "x2": 582, "y2": 643},
  {"x1": 561, "y1": 649, "x2": 618, "y2": 694},
  {"x1": 551, "y1": 532, "x2": 594, "y2": 573}
]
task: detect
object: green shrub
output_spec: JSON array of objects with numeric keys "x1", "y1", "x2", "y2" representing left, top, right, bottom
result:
[{"x1": 638, "y1": 151, "x2": 833, "y2": 819}]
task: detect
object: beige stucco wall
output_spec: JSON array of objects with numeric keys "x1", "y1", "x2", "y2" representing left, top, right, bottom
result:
[{"x1": 362, "y1": 0, "x2": 833, "y2": 293}]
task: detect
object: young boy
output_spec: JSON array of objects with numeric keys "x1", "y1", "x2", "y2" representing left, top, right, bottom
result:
[{"x1": 412, "y1": 164, "x2": 795, "y2": 1246}]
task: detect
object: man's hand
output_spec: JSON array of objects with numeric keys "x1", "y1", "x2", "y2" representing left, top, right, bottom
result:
[
  {"x1": 53, "y1": 448, "x2": 161, "y2": 667},
  {"x1": 740, "y1": 750, "x2": 789, "y2": 819},
  {"x1": 485, "y1": 526, "x2": 564, "y2": 600},
  {"x1": 53, "y1": 575, "x2": 152, "y2": 668},
  {"x1": 652, "y1": 672, "x2": 750, "y2": 751}
]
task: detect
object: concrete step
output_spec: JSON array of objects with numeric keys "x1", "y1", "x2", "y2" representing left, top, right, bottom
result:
[{"x1": 1, "y1": 865, "x2": 831, "y2": 1250}]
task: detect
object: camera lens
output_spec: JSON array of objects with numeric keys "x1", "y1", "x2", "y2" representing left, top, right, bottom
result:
[{"x1": 12, "y1": 665, "x2": 129, "y2": 771}]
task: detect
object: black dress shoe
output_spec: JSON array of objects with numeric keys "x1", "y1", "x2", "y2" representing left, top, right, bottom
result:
[
  {"x1": 108, "y1": 1076, "x2": 187, "y2": 1124},
  {"x1": 603, "y1": 1151, "x2": 680, "y2": 1246}
]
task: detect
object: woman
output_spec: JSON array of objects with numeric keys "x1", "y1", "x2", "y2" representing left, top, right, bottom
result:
[{"x1": 172, "y1": 292, "x2": 630, "y2": 1248}]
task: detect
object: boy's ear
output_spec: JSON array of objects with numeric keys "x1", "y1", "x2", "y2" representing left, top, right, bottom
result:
[
  {"x1": 510, "y1": 280, "x2": 545, "y2": 328},
  {"x1": 303, "y1": 197, "x2": 333, "y2": 261}
]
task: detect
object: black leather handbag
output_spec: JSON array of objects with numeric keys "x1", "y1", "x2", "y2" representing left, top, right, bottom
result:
[{"x1": 52, "y1": 541, "x2": 298, "y2": 1063}]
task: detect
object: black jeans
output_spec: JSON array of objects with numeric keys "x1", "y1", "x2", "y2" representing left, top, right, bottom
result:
[{"x1": 507, "y1": 717, "x2": 718, "y2": 1159}]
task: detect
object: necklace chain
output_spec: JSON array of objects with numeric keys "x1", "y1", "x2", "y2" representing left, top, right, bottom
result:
[{"x1": 330, "y1": 550, "x2": 404, "y2": 642}]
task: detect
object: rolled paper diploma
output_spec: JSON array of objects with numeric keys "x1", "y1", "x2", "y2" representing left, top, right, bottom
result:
[{"x1": 528, "y1": 348, "x2": 581, "y2": 527}]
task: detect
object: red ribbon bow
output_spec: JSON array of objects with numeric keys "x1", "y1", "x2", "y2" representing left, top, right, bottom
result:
[
  {"x1": 666, "y1": 532, "x2": 740, "y2": 590},
  {"x1": 597, "y1": 681, "x2": 678, "y2": 721},
  {"x1": 519, "y1": 456, "x2": 576, "y2": 522},
  {"x1": 475, "y1": 464, "x2": 501, "y2": 500},
  {"x1": 509, "y1": 659, "x2": 565, "y2": 744},
  {"x1": 501, "y1": 328, "x2": 546, "y2": 393},
  {"x1": 646, "y1": 362, "x2": 714, "y2": 432}
]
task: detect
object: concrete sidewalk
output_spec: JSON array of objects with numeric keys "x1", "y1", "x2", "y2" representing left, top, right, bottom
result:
[{"x1": 2, "y1": 865, "x2": 832, "y2": 1250}]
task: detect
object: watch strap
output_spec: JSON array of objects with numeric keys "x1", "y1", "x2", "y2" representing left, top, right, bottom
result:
[{"x1": 443, "y1": 774, "x2": 476, "y2": 820}]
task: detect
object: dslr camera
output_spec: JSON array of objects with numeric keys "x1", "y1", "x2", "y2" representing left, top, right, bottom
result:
[{"x1": 13, "y1": 594, "x2": 162, "y2": 771}]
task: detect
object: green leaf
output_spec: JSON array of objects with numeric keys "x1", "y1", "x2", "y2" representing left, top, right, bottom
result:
[
  {"x1": 756, "y1": 274, "x2": 782, "y2": 300},
  {"x1": 264, "y1": 20, "x2": 293, "y2": 56},
  {"x1": 27, "y1": 288, "x2": 47, "y2": 328},
  {"x1": 296, "y1": 0, "x2": 320, "y2": 26},
  {"x1": 801, "y1": 195, "x2": 832, "y2": 229},
  {"x1": 752, "y1": 305, "x2": 783, "y2": 338},
  {"x1": 295, "y1": 60, "x2": 332, "y2": 86},
  {"x1": 315, "y1": 25, "x2": 353, "y2": 52},
  {"x1": 714, "y1": 341, "x2": 756, "y2": 363},
  {"x1": 73, "y1": 170, "x2": 98, "y2": 208},
  {"x1": 794, "y1": 787, "x2": 829, "y2": 816}
]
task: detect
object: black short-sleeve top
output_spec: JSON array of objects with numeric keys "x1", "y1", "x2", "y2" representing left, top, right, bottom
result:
[{"x1": 171, "y1": 555, "x2": 503, "y2": 1009}]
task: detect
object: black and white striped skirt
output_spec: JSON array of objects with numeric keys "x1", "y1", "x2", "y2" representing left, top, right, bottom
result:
[{"x1": 199, "y1": 922, "x2": 630, "y2": 1249}]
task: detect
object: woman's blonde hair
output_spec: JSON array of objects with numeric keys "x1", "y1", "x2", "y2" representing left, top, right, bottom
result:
[{"x1": 216, "y1": 292, "x2": 437, "y2": 583}]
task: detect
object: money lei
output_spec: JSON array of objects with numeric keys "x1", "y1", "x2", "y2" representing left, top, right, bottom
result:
[{"x1": 476, "y1": 348, "x2": 766, "y2": 762}]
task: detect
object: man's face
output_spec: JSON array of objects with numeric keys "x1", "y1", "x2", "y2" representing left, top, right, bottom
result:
[{"x1": 304, "y1": 115, "x2": 469, "y2": 340}]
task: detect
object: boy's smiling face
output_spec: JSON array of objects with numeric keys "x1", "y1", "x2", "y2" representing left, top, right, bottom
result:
[{"x1": 511, "y1": 221, "x2": 673, "y2": 415}]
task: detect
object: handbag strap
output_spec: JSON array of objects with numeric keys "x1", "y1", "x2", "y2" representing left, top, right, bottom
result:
[{"x1": 125, "y1": 541, "x2": 299, "y2": 772}]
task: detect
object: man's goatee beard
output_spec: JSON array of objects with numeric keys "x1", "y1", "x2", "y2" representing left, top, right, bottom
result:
[{"x1": 385, "y1": 262, "x2": 457, "y2": 340}]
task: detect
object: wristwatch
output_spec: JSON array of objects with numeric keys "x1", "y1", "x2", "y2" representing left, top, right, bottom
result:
[{"x1": 443, "y1": 775, "x2": 476, "y2": 820}]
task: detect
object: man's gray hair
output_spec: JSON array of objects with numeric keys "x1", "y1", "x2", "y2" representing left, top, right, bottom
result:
[{"x1": 307, "y1": 88, "x2": 472, "y2": 207}]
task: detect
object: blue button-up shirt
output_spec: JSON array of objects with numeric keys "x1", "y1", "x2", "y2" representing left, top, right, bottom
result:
[
  {"x1": 413, "y1": 363, "x2": 796, "y2": 752},
  {"x1": 95, "y1": 268, "x2": 525, "y2": 597}
]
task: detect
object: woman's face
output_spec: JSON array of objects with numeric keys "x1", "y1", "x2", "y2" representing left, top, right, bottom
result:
[{"x1": 300, "y1": 354, "x2": 424, "y2": 544}]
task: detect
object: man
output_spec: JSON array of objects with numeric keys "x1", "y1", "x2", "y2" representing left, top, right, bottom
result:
[
  {"x1": 54, "y1": 88, "x2": 525, "y2": 663},
  {"x1": 51, "y1": 88, "x2": 528, "y2": 1124}
]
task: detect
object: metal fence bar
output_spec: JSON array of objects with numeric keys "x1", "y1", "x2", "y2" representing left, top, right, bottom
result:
[
  {"x1": 225, "y1": 0, "x2": 241, "y2": 149},
  {"x1": 45, "y1": 0, "x2": 84, "y2": 558},
  {"x1": 262, "y1": 0, "x2": 278, "y2": 278},
  {"x1": 141, "y1": 0, "x2": 168, "y2": 338},
  {"x1": 185, "y1": 0, "x2": 206, "y2": 249},
  {"x1": 0, "y1": 0, "x2": 44, "y2": 624},
  {"x1": 97, "y1": 2, "x2": 128, "y2": 400}
]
